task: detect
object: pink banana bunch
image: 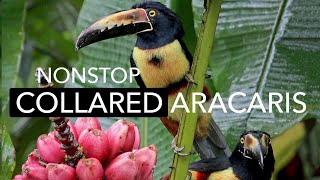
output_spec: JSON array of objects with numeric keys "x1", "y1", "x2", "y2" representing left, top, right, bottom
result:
[{"x1": 13, "y1": 118, "x2": 157, "y2": 180}]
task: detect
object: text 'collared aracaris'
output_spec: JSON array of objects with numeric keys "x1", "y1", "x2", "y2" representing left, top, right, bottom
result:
[{"x1": 10, "y1": 88, "x2": 168, "y2": 117}]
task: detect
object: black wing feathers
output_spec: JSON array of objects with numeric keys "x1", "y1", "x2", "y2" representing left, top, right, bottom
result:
[{"x1": 189, "y1": 157, "x2": 232, "y2": 173}]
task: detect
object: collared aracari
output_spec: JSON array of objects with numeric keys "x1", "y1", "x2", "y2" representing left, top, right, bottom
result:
[
  {"x1": 76, "y1": 1, "x2": 230, "y2": 158},
  {"x1": 187, "y1": 131, "x2": 275, "y2": 180}
]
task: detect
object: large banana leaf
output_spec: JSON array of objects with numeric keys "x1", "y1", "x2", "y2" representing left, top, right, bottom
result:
[
  {"x1": 1, "y1": 0, "x2": 26, "y2": 178},
  {"x1": 73, "y1": 0, "x2": 320, "y2": 178},
  {"x1": 207, "y1": 0, "x2": 320, "y2": 148},
  {"x1": 2, "y1": 0, "x2": 26, "y2": 111}
]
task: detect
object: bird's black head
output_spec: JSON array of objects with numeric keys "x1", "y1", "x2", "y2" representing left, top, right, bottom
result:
[
  {"x1": 132, "y1": 1, "x2": 184, "y2": 49},
  {"x1": 230, "y1": 131, "x2": 275, "y2": 180},
  {"x1": 75, "y1": 1, "x2": 184, "y2": 50}
]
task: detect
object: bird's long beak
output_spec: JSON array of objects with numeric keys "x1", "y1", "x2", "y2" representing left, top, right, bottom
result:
[
  {"x1": 250, "y1": 143, "x2": 265, "y2": 169},
  {"x1": 76, "y1": 8, "x2": 153, "y2": 50},
  {"x1": 244, "y1": 134, "x2": 269, "y2": 169}
]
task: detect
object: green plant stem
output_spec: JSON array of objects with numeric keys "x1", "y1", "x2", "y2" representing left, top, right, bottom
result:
[
  {"x1": 141, "y1": 117, "x2": 148, "y2": 147},
  {"x1": 169, "y1": 0, "x2": 222, "y2": 179},
  {"x1": 170, "y1": 0, "x2": 197, "y2": 53}
]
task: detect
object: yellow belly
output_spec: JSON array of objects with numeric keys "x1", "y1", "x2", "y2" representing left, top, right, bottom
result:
[
  {"x1": 132, "y1": 40, "x2": 190, "y2": 88},
  {"x1": 208, "y1": 168, "x2": 240, "y2": 180},
  {"x1": 190, "y1": 168, "x2": 240, "y2": 180}
]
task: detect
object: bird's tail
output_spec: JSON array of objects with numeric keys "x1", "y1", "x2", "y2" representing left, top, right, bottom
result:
[{"x1": 193, "y1": 119, "x2": 231, "y2": 159}]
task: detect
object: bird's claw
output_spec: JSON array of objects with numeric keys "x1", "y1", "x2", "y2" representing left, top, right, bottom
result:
[
  {"x1": 185, "y1": 73, "x2": 197, "y2": 85},
  {"x1": 186, "y1": 171, "x2": 192, "y2": 180},
  {"x1": 171, "y1": 136, "x2": 192, "y2": 156},
  {"x1": 172, "y1": 146, "x2": 191, "y2": 156}
]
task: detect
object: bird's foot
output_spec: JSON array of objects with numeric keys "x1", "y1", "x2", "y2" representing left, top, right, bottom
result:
[
  {"x1": 185, "y1": 73, "x2": 197, "y2": 85},
  {"x1": 171, "y1": 136, "x2": 192, "y2": 156},
  {"x1": 186, "y1": 171, "x2": 192, "y2": 180}
]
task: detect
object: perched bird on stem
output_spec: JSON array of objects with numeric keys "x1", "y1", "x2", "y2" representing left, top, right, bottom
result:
[{"x1": 76, "y1": 1, "x2": 230, "y2": 158}]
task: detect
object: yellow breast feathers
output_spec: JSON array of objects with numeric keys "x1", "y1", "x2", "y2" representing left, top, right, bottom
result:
[
  {"x1": 190, "y1": 168, "x2": 239, "y2": 180},
  {"x1": 208, "y1": 168, "x2": 240, "y2": 180},
  {"x1": 132, "y1": 40, "x2": 190, "y2": 88}
]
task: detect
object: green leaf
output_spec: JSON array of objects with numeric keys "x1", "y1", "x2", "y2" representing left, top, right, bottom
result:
[
  {"x1": 2, "y1": 0, "x2": 26, "y2": 111},
  {"x1": 19, "y1": 0, "x2": 83, "y2": 89},
  {"x1": 25, "y1": 0, "x2": 79, "y2": 65},
  {"x1": 206, "y1": 0, "x2": 320, "y2": 148},
  {"x1": 170, "y1": 0, "x2": 197, "y2": 53},
  {"x1": 1, "y1": 1, "x2": 26, "y2": 178},
  {"x1": 0, "y1": 125, "x2": 16, "y2": 180}
]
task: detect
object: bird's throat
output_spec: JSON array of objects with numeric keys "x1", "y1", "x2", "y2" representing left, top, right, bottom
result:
[{"x1": 132, "y1": 39, "x2": 190, "y2": 88}]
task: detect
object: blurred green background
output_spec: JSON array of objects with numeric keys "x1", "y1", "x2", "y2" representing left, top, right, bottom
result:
[{"x1": 1, "y1": 0, "x2": 320, "y2": 179}]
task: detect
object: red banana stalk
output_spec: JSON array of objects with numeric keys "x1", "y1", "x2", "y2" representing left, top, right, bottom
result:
[{"x1": 53, "y1": 121, "x2": 78, "y2": 140}]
